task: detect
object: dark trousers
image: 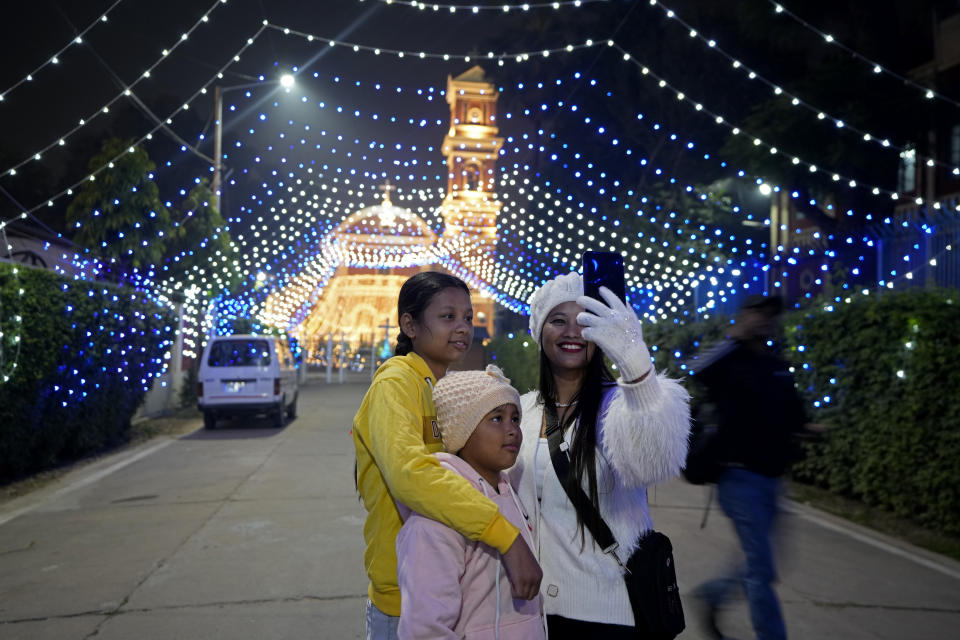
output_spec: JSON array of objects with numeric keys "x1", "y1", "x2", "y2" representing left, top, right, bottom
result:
[{"x1": 547, "y1": 614, "x2": 636, "y2": 639}]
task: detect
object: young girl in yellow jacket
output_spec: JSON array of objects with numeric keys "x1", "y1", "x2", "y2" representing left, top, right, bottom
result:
[{"x1": 352, "y1": 272, "x2": 542, "y2": 639}]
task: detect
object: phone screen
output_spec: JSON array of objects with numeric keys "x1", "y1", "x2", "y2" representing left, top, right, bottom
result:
[{"x1": 583, "y1": 251, "x2": 626, "y2": 303}]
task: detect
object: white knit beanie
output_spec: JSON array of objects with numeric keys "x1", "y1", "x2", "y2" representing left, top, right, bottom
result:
[
  {"x1": 527, "y1": 272, "x2": 583, "y2": 344},
  {"x1": 433, "y1": 365, "x2": 522, "y2": 454}
]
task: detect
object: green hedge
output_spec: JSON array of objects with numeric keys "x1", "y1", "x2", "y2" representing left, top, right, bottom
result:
[
  {"x1": 785, "y1": 290, "x2": 960, "y2": 534},
  {"x1": 489, "y1": 290, "x2": 960, "y2": 534},
  {"x1": 0, "y1": 262, "x2": 176, "y2": 482},
  {"x1": 487, "y1": 330, "x2": 539, "y2": 394}
]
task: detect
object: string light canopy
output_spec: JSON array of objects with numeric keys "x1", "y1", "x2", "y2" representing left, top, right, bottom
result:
[
  {"x1": 11, "y1": 18, "x2": 944, "y2": 336},
  {"x1": 214, "y1": 69, "x2": 932, "y2": 318},
  {"x1": 1, "y1": 5, "x2": 950, "y2": 409},
  {"x1": 263, "y1": 21, "x2": 604, "y2": 62},
  {"x1": 11, "y1": 29, "x2": 943, "y2": 235},
  {"x1": 47, "y1": 52, "x2": 944, "y2": 304},
  {"x1": 197, "y1": 61, "x2": 952, "y2": 301},
  {"x1": 9, "y1": 10, "x2": 944, "y2": 220},
  {"x1": 47, "y1": 55, "x2": 928, "y2": 316}
]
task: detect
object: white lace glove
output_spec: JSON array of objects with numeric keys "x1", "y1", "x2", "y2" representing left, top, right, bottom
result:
[{"x1": 577, "y1": 287, "x2": 653, "y2": 382}]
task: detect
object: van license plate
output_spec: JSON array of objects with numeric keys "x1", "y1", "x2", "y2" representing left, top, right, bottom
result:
[{"x1": 223, "y1": 381, "x2": 246, "y2": 393}]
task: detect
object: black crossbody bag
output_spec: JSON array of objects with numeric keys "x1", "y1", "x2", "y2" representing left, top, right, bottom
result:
[{"x1": 545, "y1": 405, "x2": 685, "y2": 639}]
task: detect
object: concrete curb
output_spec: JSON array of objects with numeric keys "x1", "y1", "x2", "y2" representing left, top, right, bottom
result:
[
  {"x1": 782, "y1": 497, "x2": 960, "y2": 581},
  {"x1": 0, "y1": 436, "x2": 180, "y2": 527}
]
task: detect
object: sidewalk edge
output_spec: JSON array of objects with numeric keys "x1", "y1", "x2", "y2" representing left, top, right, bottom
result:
[
  {"x1": 782, "y1": 497, "x2": 960, "y2": 581},
  {"x1": 0, "y1": 436, "x2": 179, "y2": 527}
]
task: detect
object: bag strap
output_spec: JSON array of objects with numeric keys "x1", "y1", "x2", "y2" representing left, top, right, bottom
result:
[{"x1": 544, "y1": 404, "x2": 621, "y2": 557}]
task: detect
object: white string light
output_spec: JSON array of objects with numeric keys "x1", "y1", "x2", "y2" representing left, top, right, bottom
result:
[
  {"x1": 263, "y1": 21, "x2": 604, "y2": 62},
  {"x1": 0, "y1": 224, "x2": 25, "y2": 382},
  {"x1": 0, "y1": 0, "x2": 126, "y2": 104},
  {"x1": 16, "y1": 24, "x2": 266, "y2": 215},
  {"x1": 646, "y1": 0, "x2": 958, "y2": 176},
  {"x1": 1, "y1": 0, "x2": 231, "y2": 179},
  {"x1": 615, "y1": 45, "x2": 914, "y2": 203},
  {"x1": 769, "y1": 0, "x2": 959, "y2": 109},
  {"x1": 361, "y1": 0, "x2": 600, "y2": 10}
]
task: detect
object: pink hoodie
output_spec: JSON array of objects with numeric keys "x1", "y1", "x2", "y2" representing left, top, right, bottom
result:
[{"x1": 396, "y1": 452, "x2": 546, "y2": 640}]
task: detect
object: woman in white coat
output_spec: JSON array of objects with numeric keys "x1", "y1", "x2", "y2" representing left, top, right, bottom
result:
[{"x1": 509, "y1": 272, "x2": 690, "y2": 638}]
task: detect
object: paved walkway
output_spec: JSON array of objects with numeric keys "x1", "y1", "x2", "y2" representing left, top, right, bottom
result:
[
  {"x1": 0, "y1": 378, "x2": 957, "y2": 639},
  {"x1": 651, "y1": 479, "x2": 960, "y2": 639}
]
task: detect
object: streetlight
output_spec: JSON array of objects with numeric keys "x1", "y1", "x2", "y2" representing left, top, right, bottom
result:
[{"x1": 211, "y1": 73, "x2": 296, "y2": 214}]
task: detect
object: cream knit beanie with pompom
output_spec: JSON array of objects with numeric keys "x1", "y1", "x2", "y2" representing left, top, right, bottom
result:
[
  {"x1": 432, "y1": 365, "x2": 522, "y2": 454},
  {"x1": 527, "y1": 272, "x2": 583, "y2": 344}
]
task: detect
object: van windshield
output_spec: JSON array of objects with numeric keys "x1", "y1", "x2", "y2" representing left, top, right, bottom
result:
[{"x1": 207, "y1": 339, "x2": 271, "y2": 367}]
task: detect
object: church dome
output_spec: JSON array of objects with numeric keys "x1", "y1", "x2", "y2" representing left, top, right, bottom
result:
[{"x1": 327, "y1": 197, "x2": 440, "y2": 268}]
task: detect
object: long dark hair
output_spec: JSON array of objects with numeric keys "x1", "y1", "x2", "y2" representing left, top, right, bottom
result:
[
  {"x1": 538, "y1": 345, "x2": 615, "y2": 547},
  {"x1": 395, "y1": 271, "x2": 471, "y2": 356}
]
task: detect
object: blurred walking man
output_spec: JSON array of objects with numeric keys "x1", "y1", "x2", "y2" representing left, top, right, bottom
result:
[{"x1": 691, "y1": 295, "x2": 823, "y2": 640}]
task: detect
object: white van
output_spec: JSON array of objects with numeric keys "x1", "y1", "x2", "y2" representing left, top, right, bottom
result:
[{"x1": 197, "y1": 334, "x2": 299, "y2": 429}]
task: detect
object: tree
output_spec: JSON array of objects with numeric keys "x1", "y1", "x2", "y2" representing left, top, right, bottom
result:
[
  {"x1": 65, "y1": 138, "x2": 172, "y2": 275},
  {"x1": 161, "y1": 179, "x2": 238, "y2": 293},
  {"x1": 64, "y1": 139, "x2": 238, "y2": 294}
]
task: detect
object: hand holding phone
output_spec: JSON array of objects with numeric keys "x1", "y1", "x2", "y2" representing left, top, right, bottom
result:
[
  {"x1": 583, "y1": 251, "x2": 626, "y2": 303},
  {"x1": 579, "y1": 251, "x2": 652, "y2": 380}
]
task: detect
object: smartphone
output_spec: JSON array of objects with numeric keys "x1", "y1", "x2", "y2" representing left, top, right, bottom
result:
[{"x1": 582, "y1": 251, "x2": 626, "y2": 303}]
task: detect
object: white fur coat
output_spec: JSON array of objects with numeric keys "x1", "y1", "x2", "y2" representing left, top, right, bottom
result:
[{"x1": 509, "y1": 372, "x2": 690, "y2": 625}]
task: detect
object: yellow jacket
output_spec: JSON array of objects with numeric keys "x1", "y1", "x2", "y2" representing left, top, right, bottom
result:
[{"x1": 353, "y1": 352, "x2": 520, "y2": 616}]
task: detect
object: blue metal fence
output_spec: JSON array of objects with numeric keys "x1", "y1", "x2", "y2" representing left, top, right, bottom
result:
[
  {"x1": 873, "y1": 197, "x2": 960, "y2": 291},
  {"x1": 680, "y1": 202, "x2": 960, "y2": 320}
]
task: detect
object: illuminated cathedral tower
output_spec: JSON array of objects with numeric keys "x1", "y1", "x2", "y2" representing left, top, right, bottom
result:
[
  {"x1": 440, "y1": 66, "x2": 504, "y2": 340},
  {"x1": 264, "y1": 66, "x2": 507, "y2": 367}
]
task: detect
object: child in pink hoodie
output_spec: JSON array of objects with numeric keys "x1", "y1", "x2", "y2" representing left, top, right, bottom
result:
[{"x1": 396, "y1": 365, "x2": 546, "y2": 640}]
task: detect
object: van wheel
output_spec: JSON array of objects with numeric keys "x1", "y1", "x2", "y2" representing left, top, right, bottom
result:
[
  {"x1": 203, "y1": 412, "x2": 216, "y2": 430},
  {"x1": 286, "y1": 393, "x2": 298, "y2": 419},
  {"x1": 272, "y1": 403, "x2": 285, "y2": 428}
]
